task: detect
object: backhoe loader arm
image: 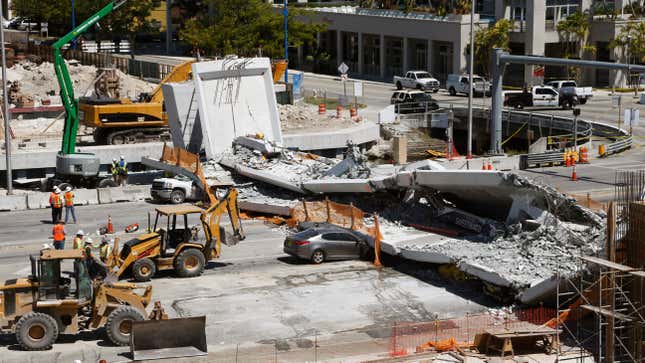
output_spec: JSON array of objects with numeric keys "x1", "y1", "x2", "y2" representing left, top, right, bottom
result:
[
  {"x1": 148, "y1": 60, "x2": 195, "y2": 104},
  {"x1": 201, "y1": 188, "x2": 245, "y2": 259}
]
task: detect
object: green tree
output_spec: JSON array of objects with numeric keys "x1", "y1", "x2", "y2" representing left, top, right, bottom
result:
[
  {"x1": 12, "y1": 0, "x2": 161, "y2": 45},
  {"x1": 556, "y1": 11, "x2": 595, "y2": 79},
  {"x1": 179, "y1": 0, "x2": 326, "y2": 59},
  {"x1": 473, "y1": 19, "x2": 512, "y2": 77},
  {"x1": 610, "y1": 21, "x2": 645, "y2": 63}
]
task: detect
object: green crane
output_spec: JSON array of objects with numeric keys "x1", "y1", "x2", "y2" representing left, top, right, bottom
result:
[{"x1": 51, "y1": 1, "x2": 126, "y2": 189}]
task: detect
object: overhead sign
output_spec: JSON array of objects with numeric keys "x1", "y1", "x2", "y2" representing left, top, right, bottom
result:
[
  {"x1": 353, "y1": 81, "x2": 363, "y2": 97},
  {"x1": 338, "y1": 62, "x2": 349, "y2": 75}
]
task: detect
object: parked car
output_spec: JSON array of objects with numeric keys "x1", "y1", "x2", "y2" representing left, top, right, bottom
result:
[
  {"x1": 283, "y1": 224, "x2": 373, "y2": 264},
  {"x1": 544, "y1": 80, "x2": 593, "y2": 104},
  {"x1": 390, "y1": 90, "x2": 440, "y2": 114},
  {"x1": 503, "y1": 85, "x2": 578, "y2": 109},
  {"x1": 393, "y1": 70, "x2": 441, "y2": 92},
  {"x1": 16, "y1": 18, "x2": 38, "y2": 31},
  {"x1": 446, "y1": 74, "x2": 491, "y2": 96},
  {"x1": 7, "y1": 17, "x2": 24, "y2": 29}
]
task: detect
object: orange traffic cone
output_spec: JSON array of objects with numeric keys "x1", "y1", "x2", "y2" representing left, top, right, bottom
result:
[
  {"x1": 487, "y1": 160, "x2": 493, "y2": 170},
  {"x1": 571, "y1": 165, "x2": 577, "y2": 181},
  {"x1": 482, "y1": 160, "x2": 487, "y2": 170},
  {"x1": 571, "y1": 153, "x2": 576, "y2": 167},
  {"x1": 565, "y1": 153, "x2": 571, "y2": 167},
  {"x1": 107, "y1": 215, "x2": 114, "y2": 234}
]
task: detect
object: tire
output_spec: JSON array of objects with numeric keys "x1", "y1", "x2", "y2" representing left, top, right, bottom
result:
[
  {"x1": 416, "y1": 84, "x2": 423, "y2": 90},
  {"x1": 174, "y1": 249, "x2": 205, "y2": 278},
  {"x1": 579, "y1": 98, "x2": 587, "y2": 105},
  {"x1": 310, "y1": 249, "x2": 325, "y2": 264},
  {"x1": 396, "y1": 82, "x2": 403, "y2": 90},
  {"x1": 132, "y1": 258, "x2": 156, "y2": 282},
  {"x1": 449, "y1": 87, "x2": 456, "y2": 96},
  {"x1": 359, "y1": 245, "x2": 374, "y2": 261},
  {"x1": 105, "y1": 306, "x2": 145, "y2": 346},
  {"x1": 15, "y1": 312, "x2": 59, "y2": 351},
  {"x1": 110, "y1": 134, "x2": 126, "y2": 145},
  {"x1": 433, "y1": 89, "x2": 439, "y2": 93},
  {"x1": 562, "y1": 100, "x2": 571, "y2": 110},
  {"x1": 170, "y1": 189, "x2": 186, "y2": 204},
  {"x1": 98, "y1": 178, "x2": 117, "y2": 188}
]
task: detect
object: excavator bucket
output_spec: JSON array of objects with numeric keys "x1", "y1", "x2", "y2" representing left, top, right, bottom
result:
[{"x1": 130, "y1": 316, "x2": 207, "y2": 360}]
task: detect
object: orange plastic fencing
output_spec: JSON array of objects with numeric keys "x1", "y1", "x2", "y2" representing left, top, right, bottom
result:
[{"x1": 390, "y1": 307, "x2": 557, "y2": 357}]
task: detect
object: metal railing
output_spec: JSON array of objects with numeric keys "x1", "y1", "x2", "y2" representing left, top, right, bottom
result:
[
  {"x1": 521, "y1": 152, "x2": 566, "y2": 169},
  {"x1": 603, "y1": 136, "x2": 633, "y2": 156}
]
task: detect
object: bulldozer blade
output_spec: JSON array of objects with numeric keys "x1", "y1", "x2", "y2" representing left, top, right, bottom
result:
[{"x1": 130, "y1": 316, "x2": 207, "y2": 361}]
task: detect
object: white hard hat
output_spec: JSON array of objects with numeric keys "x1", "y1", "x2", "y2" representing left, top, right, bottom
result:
[
  {"x1": 85, "y1": 237, "x2": 93, "y2": 245},
  {"x1": 76, "y1": 230, "x2": 85, "y2": 236},
  {"x1": 113, "y1": 158, "x2": 117, "y2": 162},
  {"x1": 53, "y1": 186, "x2": 60, "y2": 192},
  {"x1": 120, "y1": 155, "x2": 125, "y2": 159},
  {"x1": 65, "y1": 186, "x2": 72, "y2": 192}
]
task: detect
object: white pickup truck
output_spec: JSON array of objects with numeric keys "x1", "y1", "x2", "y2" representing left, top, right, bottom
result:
[
  {"x1": 393, "y1": 71, "x2": 440, "y2": 92},
  {"x1": 151, "y1": 175, "x2": 203, "y2": 204},
  {"x1": 544, "y1": 80, "x2": 593, "y2": 104}
]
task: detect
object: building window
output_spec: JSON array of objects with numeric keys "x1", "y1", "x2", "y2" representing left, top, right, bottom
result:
[{"x1": 546, "y1": 0, "x2": 581, "y2": 30}]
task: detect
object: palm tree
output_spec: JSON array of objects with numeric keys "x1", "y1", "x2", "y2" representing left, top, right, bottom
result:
[{"x1": 556, "y1": 11, "x2": 596, "y2": 79}]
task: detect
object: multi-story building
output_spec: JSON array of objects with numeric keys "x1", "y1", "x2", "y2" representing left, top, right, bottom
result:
[{"x1": 299, "y1": 0, "x2": 642, "y2": 87}]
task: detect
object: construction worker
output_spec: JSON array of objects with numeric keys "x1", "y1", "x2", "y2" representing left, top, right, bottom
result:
[
  {"x1": 49, "y1": 186, "x2": 63, "y2": 224},
  {"x1": 52, "y1": 220, "x2": 66, "y2": 250},
  {"x1": 111, "y1": 158, "x2": 119, "y2": 184},
  {"x1": 118, "y1": 155, "x2": 128, "y2": 186},
  {"x1": 64, "y1": 186, "x2": 77, "y2": 224},
  {"x1": 73, "y1": 230, "x2": 85, "y2": 250},
  {"x1": 99, "y1": 237, "x2": 113, "y2": 263}
]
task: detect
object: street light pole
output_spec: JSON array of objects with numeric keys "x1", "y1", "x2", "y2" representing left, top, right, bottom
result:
[
  {"x1": 466, "y1": 0, "x2": 475, "y2": 159},
  {"x1": 1, "y1": 4, "x2": 11, "y2": 194},
  {"x1": 283, "y1": 0, "x2": 289, "y2": 83}
]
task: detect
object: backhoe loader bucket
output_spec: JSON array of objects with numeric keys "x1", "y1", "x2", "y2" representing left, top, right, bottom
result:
[{"x1": 130, "y1": 316, "x2": 207, "y2": 360}]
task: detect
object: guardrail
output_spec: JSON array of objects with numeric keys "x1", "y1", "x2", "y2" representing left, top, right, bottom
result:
[
  {"x1": 602, "y1": 136, "x2": 633, "y2": 157},
  {"x1": 520, "y1": 152, "x2": 565, "y2": 169}
]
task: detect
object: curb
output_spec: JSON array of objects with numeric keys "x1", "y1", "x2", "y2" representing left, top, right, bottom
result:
[{"x1": 0, "y1": 185, "x2": 151, "y2": 212}]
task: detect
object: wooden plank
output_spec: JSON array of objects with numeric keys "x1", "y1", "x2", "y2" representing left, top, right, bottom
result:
[
  {"x1": 580, "y1": 304, "x2": 632, "y2": 322},
  {"x1": 581, "y1": 256, "x2": 634, "y2": 272}
]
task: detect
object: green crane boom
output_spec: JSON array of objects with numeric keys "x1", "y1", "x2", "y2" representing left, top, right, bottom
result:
[{"x1": 53, "y1": 0, "x2": 126, "y2": 155}]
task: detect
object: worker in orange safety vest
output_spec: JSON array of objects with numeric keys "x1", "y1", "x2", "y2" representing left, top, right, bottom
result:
[
  {"x1": 49, "y1": 186, "x2": 63, "y2": 224},
  {"x1": 52, "y1": 220, "x2": 66, "y2": 250},
  {"x1": 64, "y1": 186, "x2": 77, "y2": 224}
]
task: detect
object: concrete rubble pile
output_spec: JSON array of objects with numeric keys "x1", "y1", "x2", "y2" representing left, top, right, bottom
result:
[
  {"x1": 4, "y1": 60, "x2": 153, "y2": 102},
  {"x1": 279, "y1": 103, "x2": 363, "y2": 132}
]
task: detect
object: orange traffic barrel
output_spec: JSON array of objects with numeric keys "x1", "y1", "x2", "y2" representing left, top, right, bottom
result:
[
  {"x1": 318, "y1": 103, "x2": 326, "y2": 115},
  {"x1": 336, "y1": 106, "x2": 343, "y2": 118},
  {"x1": 350, "y1": 108, "x2": 357, "y2": 117},
  {"x1": 579, "y1": 147, "x2": 589, "y2": 163}
]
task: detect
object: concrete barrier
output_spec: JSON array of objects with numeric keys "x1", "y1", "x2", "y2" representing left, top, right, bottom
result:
[
  {"x1": 73, "y1": 189, "x2": 99, "y2": 206},
  {"x1": 99, "y1": 185, "x2": 151, "y2": 204},
  {"x1": 27, "y1": 192, "x2": 51, "y2": 210},
  {"x1": 0, "y1": 195, "x2": 28, "y2": 211}
]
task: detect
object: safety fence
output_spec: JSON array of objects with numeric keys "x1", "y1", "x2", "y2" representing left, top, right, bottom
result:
[
  {"x1": 390, "y1": 306, "x2": 557, "y2": 357},
  {"x1": 26, "y1": 43, "x2": 174, "y2": 82}
]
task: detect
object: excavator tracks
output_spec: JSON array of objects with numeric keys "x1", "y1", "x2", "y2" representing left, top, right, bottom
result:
[{"x1": 93, "y1": 127, "x2": 172, "y2": 145}]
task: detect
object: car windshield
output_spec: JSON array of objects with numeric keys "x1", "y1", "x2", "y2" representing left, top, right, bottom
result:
[
  {"x1": 473, "y1": 77, "x2": 485, "y2": 83},
  {"x1": 175, "y1": 175, "x2": 190, "y2": 181},
  {"x1": 410, "y1": 93, "x2": 430, "y2": 102},
  {"x1": 291, "y1": 229, "x2": 320, "y2": 240},
  {"x1": 415, "y1": 72, "x2": 432, "y2": 79}
]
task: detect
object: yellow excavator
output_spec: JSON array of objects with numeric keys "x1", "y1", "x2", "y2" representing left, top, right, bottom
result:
[
  {"x1": 78, "y1": 60, "x2": 195, "y2": 145},
  {"x1": 107, "y1": 187, "x2": 244, "y2": 281}
]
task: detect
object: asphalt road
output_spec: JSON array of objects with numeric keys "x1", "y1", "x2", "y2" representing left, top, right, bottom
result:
[{"x1": 0, "y1": 201, "x2": 495, "y2": 362}]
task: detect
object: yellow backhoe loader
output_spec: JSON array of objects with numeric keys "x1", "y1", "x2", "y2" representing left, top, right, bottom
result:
[
  {"x1": 108, "y1": 188, "x2": 244, "y2": 281},
  {"x1": 0, "y1": 249, "x2": 152, "y2": 350}
]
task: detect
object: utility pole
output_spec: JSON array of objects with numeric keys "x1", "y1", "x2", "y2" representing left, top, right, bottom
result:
[
  {"x1": 283, "y1": 0, "x2": 289, "y2": 83},
  {"x1": 1, "y1": 3, "x2": 11, "y2": 194},
  {"x1": 71, "y1": 0, "x2": 76, "y2": 49},
  {"x1": 466, "y1": 0, "x2": 475, "y2": 159},
  {"x1": 165, "y1": 0, "x2": 172, "y2": 54}
]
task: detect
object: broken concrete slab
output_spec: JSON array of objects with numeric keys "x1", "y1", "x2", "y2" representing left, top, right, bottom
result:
[
  {"x1": 302, "y1": 179, "x2": 374, "y2": 194},
  {"x1": 282, "y1": 122, "x2": 379, "y2": 151},
  {"x1": 233, "y1": 136, "x2": 276, "y2": 155},
  {"x1": 162, "y1": 82, "x2": 203, "y2": 154},
  {"x1": 192, "y1": 58, "x2": 283, "y2": 158},
  {"x1": 220, "y1": 157, "x2": 306, "y2": 194},
  {"x1": 238, "y1": 200, "x2": 292, "y2": 216}
]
